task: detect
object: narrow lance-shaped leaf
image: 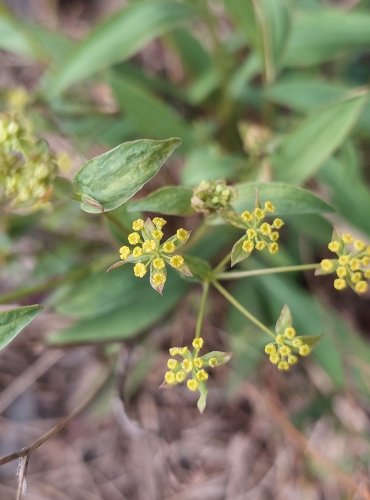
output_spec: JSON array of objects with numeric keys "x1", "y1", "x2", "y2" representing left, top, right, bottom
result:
[
  {"x1": 128, "y1": 186, "x2": 194, "y2": 216},
  {"x1": 197, "y1": 382, "x2": 208, "y2": 414},
  {"x1": 275, "y1": 304, "x2": 292, "y2": 335},
  {"x1": 0, "y1": 305, "x2": 42, "y2": 351},
  {"x1": 74, "y1": 138, "x2": 181, "y2": 213}
]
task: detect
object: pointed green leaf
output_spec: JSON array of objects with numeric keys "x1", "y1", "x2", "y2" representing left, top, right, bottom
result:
[
  {"x1": 231, "y1": 235, "x2": 249, "y2": 267},
  {"x1": 74, "y1": 138, "x2": 181, "y2": 213},
  {"x1": 0, "y1": 305, "x2": 42, "y2": 350},
  {"x1": 128, "y1": 186, "x2": 194, "y2": 216},
  {"x1": 275, "y1": 304, "x2": 292, "y2": 335},
  {"x1": 184, "y1": 256, "x2": 213, "y2": 281},
  {"x1": 43, "y1": 1, "x2": 196, "y2": 96},
  {"x1": 200, "y1": 351, "x2": 232, "y2": 367},
  {"x1": 299, "y1": 334, "x2": 322, "y2": 347},
  {"x1": 233, "y1": 182, "x2": 334, "y2": 215},
  {"x1": 272, "y1": 91, "x2": 367, "y2": 184},
  {"x1": 197, "y1": 382, "x2": 208, "y2": 414}
]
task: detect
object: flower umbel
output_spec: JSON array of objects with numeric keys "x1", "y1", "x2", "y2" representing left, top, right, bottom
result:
[
  {"x1": 108, "y1": 217, "x2": 193, "y2": 294},
  {"x1": 191, "y1": 179, "x2": 237, "y2": 214},
  {"x1": 317, "y1": 234, "x2": 370, "y2": 295},
  {"x1": 163, "y1": 337, "x2": 232, "y2": 412}
]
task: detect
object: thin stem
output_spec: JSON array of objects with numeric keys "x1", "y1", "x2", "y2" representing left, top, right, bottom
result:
[
  {"x1": 217, "y1": 263, "x2": 320, "y2": 281},
  {"x1": 103, "y1": 212, "x2": 129, "y2": 238},
  {"x1": 0, "y1": 366, "x2": 111, "y2": 467},
  {"x1": 212, "y1": 280, "x2": 275, "y2": 340},
  {"x1": 213, "y1": 250, "x2": 232, "y2": 274},
  {"x1": 195, "y1": 281, "x2": 210, "y2": 339}
]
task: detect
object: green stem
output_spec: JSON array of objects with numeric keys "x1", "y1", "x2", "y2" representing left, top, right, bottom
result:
[
  {"x1": 213, "y1": 250, "x2": 232, "y2": 274},
  {"x1": 217, "y1": 263, "x2": 319, "y2": 281},
  {"x1": 103, "y1": 212, "x2": 129, "y2": 238},
  {"x1": 195, "y1": 281, "x2": 210, "y2": 339},
  {"x1": 212, "y1": 280, "x2": 275, "y2": 340}
]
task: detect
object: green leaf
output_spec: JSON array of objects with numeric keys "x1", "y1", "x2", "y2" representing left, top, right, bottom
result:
[
  {"x1": 43, "y1": 1, "x2": 196, "y2": 96},
  {"x1": 74, "y1": 138, "x2": 181, "y2": 213},
  {"x1": 284, "y1": 10, "x2": 370, "y2": 67},
  {"x1": 275, "y1": 304, "x2": 292, "y2": 335},
  {"x1": 128, "y1": 186, "x2": 194, "y2": 216},
  {"x1": 231, "y1": 235, "x2": 248, "y2": 267},
  {"x1": 185, "y1": 256, "x2": 213, "y2": 281},
  {"x1": 200, "y1": 351, "x2": 232, "y2": 366},
  {"x1": 234, "y1": 182, "x2": 334, "y2": 215},
  {"x1": 48, "y1": 273, "x2": 188, "y2": 345},
  {"x1": 0, "y1": 305, "x2": 42, "y2": 351},
  {"x1": 110, "y1": 75, "x2": 196, "y2": 150},
  {"x1": 197, "y1": 382, "x2": 208, "y2": 414},
  {"x1": 272, "y1": 91, "x2": 367, "y2": 184}
]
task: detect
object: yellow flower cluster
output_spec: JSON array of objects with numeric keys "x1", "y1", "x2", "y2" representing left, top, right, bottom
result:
[
  {"x1": 0, "y1": 112, "x2": 58, "y2": 210},
  {"x1": 318, "y1": 234, "x2": 370, "y2": 295},
  {"x1": 111, "y1": 217, "x2": 192, "y2": 293},
  {"x1": 264, "y1": 327, "x2": 311, "y2": 371}
]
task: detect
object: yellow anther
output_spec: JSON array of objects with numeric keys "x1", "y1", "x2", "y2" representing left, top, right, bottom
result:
[
  {"x1": 169, "y1": 347, "x2": 179, "y2": 356},
  {"x1": 128, "y1": 232, "x2": 141, "y2": 245},
  {"x1": 182, "y1": 359, "x2": 193, "y2": 372},
  {"x1": 175, "y1": 370, "x2": 186, "y2": 383},
  {"x1": 187, "y1": 379, "x2": 199, "y2": 392},
  {"x1": 268, "y1": 242, "x2": 279, "y2": 254},
  {"x1": 242, "y1": 239, "x2": 254, "y2": 253},
  {"x1": 153, "y1": 217, "x2": 167, "y2": 229},
  {"x1": 193, "y1": 357, "x2": 203, "y2": 369},
  {"x1": 134, "y1": 263, "x2": 147, "y2": 278},
  {"x1": 162, "y1": 241, "x2": 176, "y2": 253},
  {"x1": 133, "y1": 246, "x2": 143, "y2": 258},
  {"x1": 336, "y1": 266, "x2": 347, "y2": 278},
  {"x1": 272, "y1": 218, "x2": 284, "y2": 229},
  {"x1": 152, "y1": 229, "x2": 164, "y2": 240},
  {"x1": 284, "y1": 327, "x2": 296, "y2": 339},
  {"x1": 142, "y1": 240, "x2": 157, "y2": 253},
  {"x1": 247, "y1": 228, "x2": 257, "y2": 239},
  {"x1": 260, "y1": 222, "x2": 271, "y2": 235},
  {"x1": 338, "y1": 255, "x2": 349, "y2": 266},
  {"x1": 279, "y1": 345, "x2": 291, "y2": 356},
  {"x1": 278, "y1": 361, "x2": 289, "y2": 371},
  {"x1": 153, "y1": 257, "x2": 165, "y2": 270},
  {"x1": 355, "y1": 281, "x2": 368, "y2": 294},
  {"x1": 328, "y1": 241, "x2": 340, "y2": 253},
  {"x1": 256, "y1": 241, "x2": 266, "y2": 251},
  {"x1": 351, "y1": 272, "x2": 362, "y2": 283},
  {"x1": 169, "y1": 255, "x2": 184, "y2": 268},
  {"x1": 299, "y1": 344, "x2": 311, "y2": 356},
  {"x1": 264, "y1": 343, "x2": 276, "y2": 355},
  {"x1": 269, "y1": 231, "x2": 279, "y2": 242},
  {"x1": 320, "y1": 259, "x2": 334, "y2": 272},
  {"x1": 269, "y1": 353, "x2": 280, "y2": 365},
  {"x1": 179, "y1": 347, "x2": 188, "y2": 356},
  {"x1": 334, "y1": 278, "x2": 346, "y2": 290},
  {"x1": 167, "y1": 358, "x2": 178, "y2": 370},
  {"x1": 119, "y1": 246, "x2": 130, "y2": 260},
  {"x1": 132, "y1": 219, "x2": 144, "y2": 231},
  {"x1": 349, "y1": 258, "x2": 360, "y2": 271},
  {"x1": 254, "y1": 207, "x2": 265, "y2": 219},
  {"x1": 264, "y1": 201, "x2": 275, "y2": 213},
  {"x1": 152, "y1": 272, "x2": 166, "y2": 286},
  {"x1": 241, "y1": 210, "x2": 253, "y2": 222}
]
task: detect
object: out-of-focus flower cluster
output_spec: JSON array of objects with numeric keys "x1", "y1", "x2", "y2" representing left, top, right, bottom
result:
[
  {"x1": 191, "y1": 179, "x2": 237, "y2": 214},
  {"x1": 318, "y1": 233, "x2": 369, "y2": 295},
  {"x1": 0, "y1": 112, "x2": 58, "y2": 210},
  {"x1": 109, "y1": 217, "x2": 192, "y2": 293}
]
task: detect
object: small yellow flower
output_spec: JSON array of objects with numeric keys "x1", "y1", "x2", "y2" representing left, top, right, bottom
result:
[
  {"x1": 208, "y1": 357, "x2": 218, "y2": 367},
  {"x1": 242, "y1": 240, "x2": 254, "y2": 253},
  {"x1": 279, "y1": 345, "x2": 291, "y2": 356},
  {"x1": 179, "y1": 347, "x2": 188, "y2": 356},
  {"x1": 165, "y1": 371, "x2": 176, "y2": 385},
  {"x1": 349, "y1": 258, "x2": 360, "y2": 271},
  {"x1": 256, "y1": 241, "x2": 266, "y2": 251},
  {"x1": 328, "y1": 241, "x2": 340, "y2": 253},
  {"x1": 336, "y1": 266, "x2": 347, "y2": 278},
  {"x1": 272, "y1": 218, "x2": 284, "y2": 229},
  {"x1": 334, "y1": 278, "x2": 346, "y2": 290},
  {"x1": 152, "y1": 229, "x2": 164, "y2": 240},
  {"x1": 169, "y1": 347, "x2": 179, "y2": 356},
  {"x1": 284, "y1": 327, "x2": 296, "y2": 339},
  {"x1": 338, "y1": 255, "x2": 349, "y2": 266},
  {"x1": 196, "y1": 369, "x2": 209, "y2": 381},
  {"x1": 182, "y1": 359, "x2": 193, "y2": 372},
  {"x1": 169, "y1": 255, "x2": 184, "y2": 268},
  {"x1": 264, "y1": 201, "x2": 275, "y2": 213},
  {"x1": 355, "y1": 281, "x2": 368, "y2": 294},
  {"x1": 260, "y1": 222, "x2": 271, "y2": 235},
  {"x1": 292, "y1": 338, "x2": 303, "y2": 348},
  {"x1": 354, "y1": 240, "x2": 365, "y2": 251},
  {"x1": 264, "y1": 343, "x2": 276, "y2": 354},
  {"x1": 299, "y1": 344, "x2": 311, "y2": 356},
  {"x1": 134, "y1": 263, "x2": 147, "y2": 278},
  {"x1": 254, "y1": 207, "x2": 265, "y2": 219},
  {"x1": 153, "y1": 217, "x2": 167, "y2": 229},
  {"x1": 361, "y1": 256, "x2": 370, "y2": 266},
  {"x1": 176, "y1": 370, "x2": 186, "y2": 383},
  {"x1": 276, "y1": 335, "x2": 285, "y2": 344},
  {"x1": 269, "y1": 353, "x2": 280, "y2": 364},
  {"x1": 187, "y1": 379, "x2": 199, "y2": 391},
  {"x1": 192, "y1": 337, "x2": 204, "y2": 350},
  {"x1": 119, "y1": 246, "x2": 130, "y2": 260},
  {"x1": 342, "y1": 234, "x2": 353, "y2": 244},
  {"x1": 351, "y1": 272, "x2": 362, "y2": 283},
  {"x1": 247, "y1": 228, "x2": 257, "y2": 239},
  {"x1": 143, "y1": 240, "x2": 157, "y2": 253},
  {"x1": 320, "y1": 259, "x2": 334, "y2": 272},
  {"x1": 364, "y1": 270, "x2": 370, "y2": 279},
  {"x1": 278, "y1": 360, "x2": 289, "y2": 371},
  {"x1": 288, "y1": 355, "x2": 298, "y2": 365},
  {"x1": 269, "y1": 231, "x2": 279, "y2": 242},
  {"x1": 176, "y1": 228, "x2": 189, "y2": 241},
  {"x1": 268, "y1": 242, "x2": 279, "y2": 254},
  {"x1": 128, "y1": 232, "x2": 141, "y2": 245},
  {"x1": 193, "y1": 357, "x2": 203, "y2": 369},
  {"x1": 152, "y1": 272, "x2": 166, "y2": 286},
  {"x1": 132, "y1": 219, "x2": 144, "y2": 231},
  {"x1": 133, "y1": 246, "x2": 143, "y2": 258},
  {"x1": 153, "y1": 257, "x2": 165, "y2": 270},
  {"x1": 241, "y1": 210, "x2": 253, "y2": 222},
  {"x1": 162, "y1": 241, "x2": 176, "y2": 253},
  {"x1": 167, "y1": 358, "x2": 178, "y2": 370}
]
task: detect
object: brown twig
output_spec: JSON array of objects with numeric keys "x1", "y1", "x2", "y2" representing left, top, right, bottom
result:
[{"x1": 0, "y1": 366, "x2": 111, "y2": 467}]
